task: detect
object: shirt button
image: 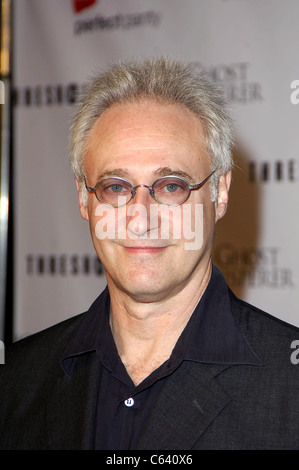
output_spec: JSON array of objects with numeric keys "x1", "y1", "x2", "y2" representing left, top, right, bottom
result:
[{"x1": 124, "y1": 398, "x2": 135, "y2": 407}]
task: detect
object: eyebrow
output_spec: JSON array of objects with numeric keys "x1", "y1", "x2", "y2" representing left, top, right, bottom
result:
[
  {"x1": 96, "y1": 167, "x2": 196, "y2": 184},
  {"x1": 153, "y1": 167, "x2": 196, "y2": 183},
  {"x1": 96, "y1": 168, "x2": 131, "y2": 180}
]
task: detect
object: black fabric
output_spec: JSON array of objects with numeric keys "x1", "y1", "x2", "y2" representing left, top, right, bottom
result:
[
  {"x1": 61, "y1": 265, "x2": 259, "y2": 449},
  {"x1": 1, "y1": 266, "x2": 299, "y2": 449}
]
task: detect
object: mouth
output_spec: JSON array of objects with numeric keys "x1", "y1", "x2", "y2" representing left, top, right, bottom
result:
[
  {"x1": 119, "y1": 244, "x2": 170, "y2": 255},
  {"x1": 123, "y1": 246, "x2": 169, "y2": 254}
]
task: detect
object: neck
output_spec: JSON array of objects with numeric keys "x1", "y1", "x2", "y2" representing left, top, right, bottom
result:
[{"x1": 108, "y1": 262, "x2": 212, "y2": 385}]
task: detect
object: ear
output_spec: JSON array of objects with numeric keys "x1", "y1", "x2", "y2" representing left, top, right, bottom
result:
[
  {"x1": 215, "y1": 170, "x2": 231, "y2": 222},
  {"x1": 75, "y1": 179, "x2": 89, "y2": 221}
]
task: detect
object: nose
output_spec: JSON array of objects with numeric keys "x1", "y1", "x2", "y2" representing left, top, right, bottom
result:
[{"x1": 126, "y1": 185, "x2": 158, "y2": 238}]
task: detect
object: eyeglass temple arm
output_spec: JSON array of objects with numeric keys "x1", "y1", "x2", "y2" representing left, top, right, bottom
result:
[
  {"x1": 190, "y1": 167, "x2": 219, "y2": 190},
  {"x1": 83, "y1": 176, "x2": 94, "y2": 192}
]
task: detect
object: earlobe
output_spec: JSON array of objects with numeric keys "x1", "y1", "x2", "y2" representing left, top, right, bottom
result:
[
  {"x1": 75, "y1": 179, "x2": 89, "y2": 221},
  {"x1": 215, "y1": 170, "x2": 231, "y2": 222}
]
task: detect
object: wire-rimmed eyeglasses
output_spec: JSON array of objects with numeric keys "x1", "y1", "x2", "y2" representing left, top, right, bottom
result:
[{"x1": 84, "y1": 168, "x2": 218, "y2": 207}]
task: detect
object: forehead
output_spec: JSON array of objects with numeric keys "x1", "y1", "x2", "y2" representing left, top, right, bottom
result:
[{"x1": 84, "y1": 99, "x2": 210, "y2": 177}]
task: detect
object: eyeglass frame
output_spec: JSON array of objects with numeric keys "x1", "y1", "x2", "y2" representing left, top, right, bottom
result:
[{"x1": 84, "y1": 167, "x2": 219, "y2": 207}]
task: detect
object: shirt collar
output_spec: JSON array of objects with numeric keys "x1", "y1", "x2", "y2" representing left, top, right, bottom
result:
[
  {"x1": 61, "y1": 265, "x2": 261, "y2": 377},
  {"x1": 173, "y1": 265, "x2": 261, "y2": 366},
  {"x1": 61, "y1": 287, "x2": 111, "y2": 377}
]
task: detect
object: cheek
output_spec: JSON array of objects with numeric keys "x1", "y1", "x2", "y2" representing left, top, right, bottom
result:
[
  {"x1": 158, "y1": 204, "x2": 205, "y2": 251},
  {"x1": 87, "y1": 203, "x2": 115, "y2": 248}
]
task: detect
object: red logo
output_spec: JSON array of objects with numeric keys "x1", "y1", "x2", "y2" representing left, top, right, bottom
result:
[{"x1": 73, "y1": 0, "x2": 97, "y2": 13}]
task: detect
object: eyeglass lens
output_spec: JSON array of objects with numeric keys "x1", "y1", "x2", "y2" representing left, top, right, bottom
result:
[{"x1": 95, "y1": 177, "x2": 190, "y2": 206}]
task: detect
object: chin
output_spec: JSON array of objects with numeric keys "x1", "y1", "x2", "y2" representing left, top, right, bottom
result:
[
  {"x1": 126, "y1": 288, "x2": 170, "y2": 303},
  {"x1": 116, "y1": 275, "x2": 173, "y2": 302}
]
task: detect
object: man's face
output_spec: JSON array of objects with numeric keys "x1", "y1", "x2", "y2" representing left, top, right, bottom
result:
[{"x1": 78, "y1": 100, "x2": 230, "y2": 303}]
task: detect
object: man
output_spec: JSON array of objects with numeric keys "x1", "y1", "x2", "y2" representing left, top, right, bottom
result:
[{"x1": 1, "y1": 57, "x2": 299, "y2": 450}]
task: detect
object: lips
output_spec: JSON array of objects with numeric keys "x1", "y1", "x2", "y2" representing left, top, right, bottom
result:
[{"x1": 123, "y1": 245, "x2": 169, "y2": 254}]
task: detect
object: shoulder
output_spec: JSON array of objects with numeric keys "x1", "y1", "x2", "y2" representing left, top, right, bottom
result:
[
  {"x1": 3, "y1": 313, "x2": 85, "y2": 378},
  {"x1": 229, "y1": 288, "x2": 299, "y2": 334},
  {"x1": 228, "y1": 289, "x2": 299, "y2": 364},
  {"x1": 9, "y1": 312, "x2": 85, "y2": 350},
  {"x1": 2, "y1": 287, "x2": 109, "y2": 378}
]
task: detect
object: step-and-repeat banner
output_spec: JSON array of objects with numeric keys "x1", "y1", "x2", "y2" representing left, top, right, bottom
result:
[{"x1": 12, "y1": 0, "x2": 299, "y2": 339}]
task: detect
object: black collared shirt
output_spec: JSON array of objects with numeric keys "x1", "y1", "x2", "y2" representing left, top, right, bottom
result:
[{"x1": 61, "y1": 265, "x2": 259, "y2": 450}]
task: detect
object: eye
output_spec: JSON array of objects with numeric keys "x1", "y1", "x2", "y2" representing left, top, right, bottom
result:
[
  {"x1": 109, "y1": 184, "x2": 127, "y2": 193},
  {"x1": 155, "y1": 178, "x2": 187, "y2": 194},
  {"x1": 100, "y1": 179, "x2": 132, "y2": 194},
  {"x1": 164, "y1": 183, "x2": 180, "y2": 193}
]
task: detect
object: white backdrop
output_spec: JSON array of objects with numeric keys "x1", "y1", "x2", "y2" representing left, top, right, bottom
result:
[{"x1": 12, "y1": 0, "x2": 299, "y2": 339}]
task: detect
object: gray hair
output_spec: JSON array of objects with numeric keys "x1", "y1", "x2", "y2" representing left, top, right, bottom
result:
[{"x1": 69, "y1": 56, "x2": 234, "y2": 204}]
